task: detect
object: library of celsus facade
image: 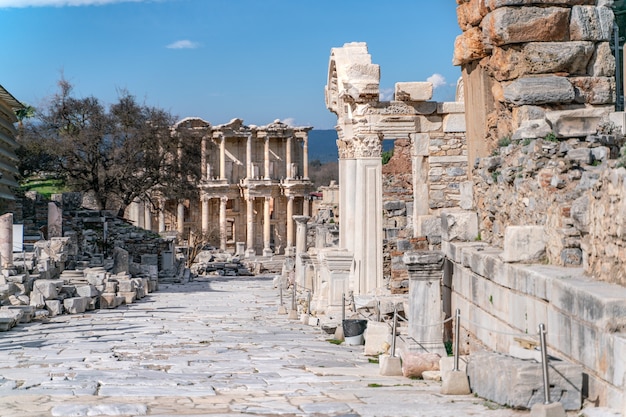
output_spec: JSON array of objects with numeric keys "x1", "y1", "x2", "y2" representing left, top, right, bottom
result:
[{"x1": 127, "y1": 118, "x2": 313, "y2": 257}]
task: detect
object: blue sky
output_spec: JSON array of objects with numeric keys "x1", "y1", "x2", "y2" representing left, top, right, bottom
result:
[{"x1": 0, "y1": 0, "x2": 462, "y2": 130}]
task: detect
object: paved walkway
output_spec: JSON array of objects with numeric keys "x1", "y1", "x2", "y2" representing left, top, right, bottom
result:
[{"x1": 0, "y1": 275, "x2": 535, "y2": 417}]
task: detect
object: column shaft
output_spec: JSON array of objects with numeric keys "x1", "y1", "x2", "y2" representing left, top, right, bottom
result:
[
  {"x1": 177, "y1": 202, "x2": 185, "y2": 236},
  {"x1": 246, "y1": 134, "x2": 252, "y2": 179},
  {"x1": 263, "y1": 197, "x2": 271, "y2": 255},
  {"x1": 144, "y1": 201, "x2": 152, "y2": 231},
  {"x1": 303, "y1": 135, "x2": 309, "y2": 179},
  {"x1": 201, "y1": 197, "x2": 209, "y2": 234},
  {"x1": 219, "y1": 197, "x2": 228, "y2": 251},
  {"x1": 0, "y1": 213, "x2": 13, "y2": 268},
  {"x1": 246, "y1": 197, "x2": 255, "y2": 255},
  {"x1": 286, "y1": 196, "x2": 294, "y2": 249},
  {"x1": 264, "y1": 137, "x2": 270, "y2": 180},
  {"x1": 219, "y1": 136, "x2": 226, "y2": 180},
  {"x1": 201, "y1": 136, "x2": 207, "y2": 180},
  {"x1": 286, "y1": 136, "x2": 292, "y2": 179}
]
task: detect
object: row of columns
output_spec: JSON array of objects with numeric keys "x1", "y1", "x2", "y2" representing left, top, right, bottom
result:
[{"x1": 202, "y1": 134, "x2": 310, "y2": 181}]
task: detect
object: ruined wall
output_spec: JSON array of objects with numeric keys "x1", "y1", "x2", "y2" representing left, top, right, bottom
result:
[{"x1": 454, "y1": 0, "x2": 615, "y2": 157}]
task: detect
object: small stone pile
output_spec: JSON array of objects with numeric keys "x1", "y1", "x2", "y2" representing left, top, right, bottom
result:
[{"x1": 192, "y1": 250, "x2": 252, "y2": 276}]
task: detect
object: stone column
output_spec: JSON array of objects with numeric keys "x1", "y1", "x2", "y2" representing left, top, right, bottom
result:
[
  {"x1": 339, "y1": 156, "x2": 356, "y2": 251},
  {"x1": 293, "y1": 215, "x2": 310, "y2": 289},
  {"x1": 246, "y1": 133, "x2": 252, "y2": 179},
  {"x1": 403, "y1": 251, "x2": 447, "y2": 356},
  {"x1": 201, "y1": 136, "x2": 207, "y2": 180},
  {"x1": 412, "y1": 133, "x2": 430, "y2": 236},
  {"x1": 246, "y1": 196, "x2": 255, "y2": 257},
  {"x1": 0, "y1": 213, "x2": 13, "y2": 268},
  {"x1": 219, "y1": 196, "x2": 228, "y2": 251},
  {"x1": 144, "y1": 201, "x2": 153, "y2": 231},
  {"x1": 264, "y1": 137, "x2": 270, "y2": 180},
  {"x1": 263, "y1": 196, "x2": 272, "y2": 256},
  {"x1": 201, "y1": 196, "x2": 209, "y2": 235},
  {"x1": 219, "y1": 135, "x2": 226, "y2": 180},
  {"x1": 286, "y1": 195, "x2": 294, "y2": 254},
  {"x1": 177, "y1": 202, "x2": 185, "y2": 236},
  {"x1": 303, "y1": 196, "x2": 310, "y2": 217},
  {"x1": 353, "y1": 151, "x2": 383, "y2": 295},
  {"x1": 286, "y1": 135, "x2": 292, "y2": 179},
  {"x1": 158, "y1": 199, "x2": 166, "y2": 233},
  {"x1": 293, "y1": 215, "x2": 309, "y2": 255},
  {"x1": 303, "y1": 135, "x2": 309, "y2": 179},
  {"x1": 48, "y1": 202, "x2": 62, "y2": 238}
]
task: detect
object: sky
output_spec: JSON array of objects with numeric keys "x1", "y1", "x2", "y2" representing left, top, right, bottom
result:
[{"x1": 0, "y1": 0, "x2": 462, "y2": 130}]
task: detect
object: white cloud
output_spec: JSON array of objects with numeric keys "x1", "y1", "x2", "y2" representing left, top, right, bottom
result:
[
  {"x1": 427, "y1": 73, "x2": 447, "y2": 90},
  {"x1": 379, "y1": 88, "x2": 393, "y2": 101},
  {"x1": 281, "y1": 118, "x2": 296, "y2": 127},
  {"x1": 166, "y1": 40, "x2": 200, "y2": 49},
  {"x1": 0, "y1": 0, "x2": 145, "y2": 7}
]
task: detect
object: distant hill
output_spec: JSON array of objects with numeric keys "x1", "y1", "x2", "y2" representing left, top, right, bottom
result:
[
  {"x1": 308, "y1": 130, "x2": 338, "y2": 163},
  {"x1": 309, "y1": 129, "x2": 395, "y2": 163}
]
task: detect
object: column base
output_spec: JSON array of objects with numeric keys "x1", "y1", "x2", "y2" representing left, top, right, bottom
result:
[
  {"x1": 285, "y1": 246, "x2": 296, "y2": 257},
  {"x1": 245, "y1": 249, "x2": 256, "y2": 258},
  {"x1": 262, "y1": 248, "x2": 273, "y2": 257}
]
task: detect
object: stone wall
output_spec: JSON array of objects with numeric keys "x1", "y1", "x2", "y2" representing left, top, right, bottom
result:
[{"x1": 454, "y1": 0, "x2": 616, "y2": 158}]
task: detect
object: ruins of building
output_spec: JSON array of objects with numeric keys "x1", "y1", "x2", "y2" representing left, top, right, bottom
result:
[
  {"x1": 127, "y1": 118, "x2": 314, "y2": 258},
  {"x1": 0, "y1": 85, "x2": 23, "y2": 217}
]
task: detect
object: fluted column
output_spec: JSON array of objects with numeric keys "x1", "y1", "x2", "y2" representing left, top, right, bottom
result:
[
  {"x1": 246, "y1": 133, "x2": 252, "y2": 179},
  {"x1": 286, "y1": 195, "x2": 294, "y2": 254},
  {"x1": 219, "y1": 196, "x2": 228, "y2": 251},
  {"x1": 264, "y1": 137, "x2": 270, "y2": 180},
  {"x1": 201, "y1": 196, "x2": 209, "y2": 235},
  {"x1": 219, "y1": 136, "x2": 226, "y2": 180},
  {"x1": 286, "y1": 136, "x2": 292, "y2": 179},
  {"x1": 263, "y1": 196, "x2": 272, "y2": 256},
  {"x1": 246, "y1": 196, "x2": 255, "y2": 257}
]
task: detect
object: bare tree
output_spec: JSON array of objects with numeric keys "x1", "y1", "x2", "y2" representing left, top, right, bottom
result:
[{"x1": 18, "y1": 79, "x2": 200, "y2": 215}]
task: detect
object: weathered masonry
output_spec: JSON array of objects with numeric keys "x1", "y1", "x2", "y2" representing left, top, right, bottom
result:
[
  {"x1": 127, "y1": 118, "x2": 313, "y2": 257},
  {"x1": 0, "y1": 85, "x2": 22, "y2": 213}
]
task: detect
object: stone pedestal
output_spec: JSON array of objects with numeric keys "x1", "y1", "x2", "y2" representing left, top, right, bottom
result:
[
  {"x1": 403, "y1": 251, "x2": 446, "y2": 356},
  {"x1": 379, "y1": 354, "x2": 403, "y2": 376},
  {"x1": 530, "y1": 402, "x2": 566, "y2": 417}
]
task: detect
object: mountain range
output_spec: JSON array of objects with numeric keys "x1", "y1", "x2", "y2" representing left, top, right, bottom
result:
[{"x1": 308, "y1": 130, "x2": 394, "y2": 163}]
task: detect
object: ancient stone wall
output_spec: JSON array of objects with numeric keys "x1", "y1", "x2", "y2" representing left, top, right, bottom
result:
[{"x1": 454, "y1": 0, "x2": 615, "y2": 158}]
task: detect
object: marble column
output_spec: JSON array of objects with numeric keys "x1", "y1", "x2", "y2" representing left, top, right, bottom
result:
[
  {"x1": 262, "y1": 196, "x2": 272, "y2": 256},
  {"x1": 219, "y1": 196, "x2": 228, "y2": 251},
  {"x1": 246, "y1": 133, "x2": 252, "y2": 179},
  {"x1": 263, "y1": 137, "x2": 270, "y2": 180},
  {"x1": 246, "y1": 197, "x2": 256, "y2": 257},
  {"x1": 48, "y1": 202, "x2": 62, "y2": 238},
  {"x1": 403, "y1": 251, "x2": 447, "y2": 356},
  {"x1": 286, "y1": 135, "x2": 292, "y2": 179},
  {"x1": 303, "y1": 135, "x2": 309, "y2": 179},
  {"x1": 0, "y1": 213, "x2": 13, "y2": 268},
  {"x1": 294, "y1": 215, "x2": 309, "y2": 255},
  {"x1": 201, "y1": 196, "x2": 209, "y2": 235},
  {"x1": 158, "y1": 200, "x2": 166, "y2": 233},
  {"x1": 144, "y1": 201, "x2": 152, "y2": 231},
  {"x1": 286, "y1": 195, "x2": 294, "y2": 255},
  {"x1": 201, "y1": 136, "x2": 207, "y2": 180},
  {"x1": 177, "y1": 202, "x2": 185, "y2": 236},
  {"x1": 412, "y1": 133, "x2": 430, "y2": 236},
  {"x1": 339, "y1": 157, "x2": 356, "y2": 252},
  {"x1": 219, "y1": 135, "x2": 226, "y2": 180},
  {"x1": 302, "y1": 196, "x2": 310, "y2": 217}
]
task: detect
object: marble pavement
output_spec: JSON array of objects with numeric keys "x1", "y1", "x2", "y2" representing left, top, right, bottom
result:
[{"x1": 0, "y1": 276, "x2": 541, "y2": 417}]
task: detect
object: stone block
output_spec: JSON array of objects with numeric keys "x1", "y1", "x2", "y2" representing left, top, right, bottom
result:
[
  {"x1": 483, "y1": 7, "x2": 570, "y2": 46},
  {"x1": 2, "y1": 305, "x2": 35, "y2": 323},
  {"x1": 112, "y1": 247, "x2": 130, "y2": 274},
  {"x1": 118, "y1": 291, "x2": 136, "y2": 304},
  {"x1": 570, "y1": 5, "x2": 613, "y2": 42},
  {"x1": 76, "y1": 284, "x2": 99, "y2": 298},
  {"x1": 363, "y1": 321, "x2": 391, "y2": 356},
  {"x1": 453, "y1": 27, "x2": 487, "y2": 66},
  {"x1": 141, "y1": 254, "x2": 158, "y2": 265},
  {"x1": 117, "y1": 280, "x2": 135, "y2": 293},
  {"x1": 437, "y1": 101, "x2": 464, "y2": 114},
  {"x1": 32, "y1": 279, "x2": 63, "y2": 299},
  {"x1": 395, "y1": 82, "x2": 432, "y2": 102},
  {"x1": 441, "y1": 370, "x2": 471, "y2": 395},
  {"x1": 401, "y1": 351, "x2": 441, "y2": 378},
  {"x1": 501, "y1": 226, "x2": 546, "y2": 263},
  {"x1": 63, "y1": 297, "x2": 91, "y2": 314},
  {"x1": 441, "y1": 210, "x2": 479, "y2": 242},
  {"x1": 530, "y1": 402, "x2": 566, "y2": 417},
  {"x1": 0, "y1": 315, "x2": 17, "y2": 331},
  {"x1": 443, "y1": 113, "x2": 466, "y2": 133},
  {"x1": 467, "y1": 351, "x2": 582, "y2": 410},
  {"x1": 100, "y1": 293, "x2": 124, "y2": 309},
  {"x1": 379, "y1": 354, "x2": 403, "y2": 376},
  {"x1": 546, "y1": 107, "x2": 610, "y2": 138},
  {"x1": 504, "y1": 76, "x2": 574, "y2": 105},
  {"x1": 45, "y1": 300, "x2": 63, "y2": 316}
]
